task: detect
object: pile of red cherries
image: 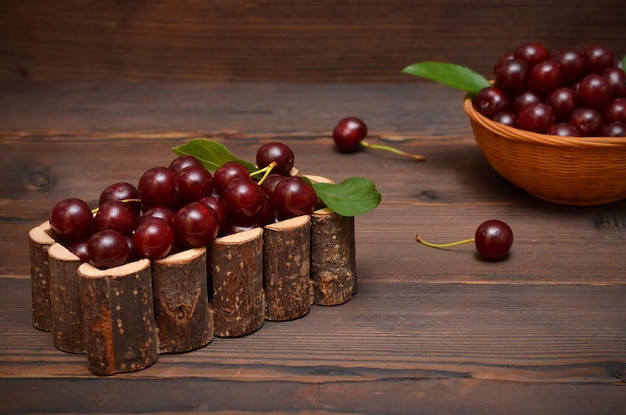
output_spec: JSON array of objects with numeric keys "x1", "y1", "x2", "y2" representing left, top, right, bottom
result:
[
  {"x1": 49, "y1": 142, "x2": 319, "y2": 269},
  {"x1": 474, "y1": 43, "x2": 626, "y2": 137}
]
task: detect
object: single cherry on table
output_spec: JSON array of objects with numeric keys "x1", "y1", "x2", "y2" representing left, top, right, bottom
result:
[
  {"x1": 416, "y1": 219, "x2": 514, "y2": 261},
  {"x1": 332, "y1": 117, "x2": 425, "y2": 161}
]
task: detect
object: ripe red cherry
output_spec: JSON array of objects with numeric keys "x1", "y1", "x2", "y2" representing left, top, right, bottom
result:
[
  {"x1": 474, "y1": 220, "x2": 514, "y2": 260},
  {"x1": 333, "y1": 117, "x2": 367, "y2": 153},
  {"x1": 172, "y1": 202, "x2": 220, "y2": 248},
  {"x1": 132, "y1": 218, "x2": 175, "y2": 260},
  {"x1": 517, "y1": 102, "x2": 555, "y2": 133},
  {"x1": 577, "y1": 74, "x2": 613, "y2": 109},
  {"x1": 221, "y1": 177, "x2": 266, "y2": 220},
  {"x1": 137, "y1": 166, "x2": 179, "y2": 210},
  {"x1": 98, "y1": 182, "x2": 141, "y2": 217},
  {"x1": 174, "y1": 165, "x2": 214, "y2": 204},
  {"x1": 49, "y1": 198, "x2": 94, "y2": 243},
  {"x1": 272, "y1": 176, "x2": 318, "y2": 219},
  {"x1": 527, "y1": 59, "x2": 563, "y2": 96},
  {"x1": 93, "y1": 200, "x2": 136, "y2": 236},
  {"x1": 494, "y1": 58, "x2": 528, "y2": 94},
  {"x1": 583, "y1": 45, "x2": 615, "y2": 74},
  {"x1": 87, "y1": 229, "x2": 130, "y2": 269},
  {"x1": 256, "y1": 142, "x2": 295, "y2": 175},
  {"x1": 416, "y1": 219, "x2": 514, "y2": 261},
  {"x1": 332, "y1": 117, "x2": 425, "y2": 160},
  {"x1": 213, "y1": 161, "x2": 250, "y2": 195},
  {"x1": 474, "y1": 86, "x2": 510, "y2": 117},
  {"x1": 168, "y1": 155, "x2": 204, "y2": 174},
  {"x1": 514, "y1": 43, "x2": 549, "y2": 68}
]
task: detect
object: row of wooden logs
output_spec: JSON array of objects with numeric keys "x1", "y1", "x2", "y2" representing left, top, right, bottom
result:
[{"x1": 29, "y1": 208, "x2": 356, "y2": 376}]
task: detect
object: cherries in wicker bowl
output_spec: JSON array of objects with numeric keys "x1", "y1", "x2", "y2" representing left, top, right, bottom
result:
[{"x1": 403, "y1": 43, "x2": 626, "y2": 206}]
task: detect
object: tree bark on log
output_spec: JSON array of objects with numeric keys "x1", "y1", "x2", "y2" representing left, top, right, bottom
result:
[
  {"x1": 48, "y1": 243, "x2": 84, "y2": 353},
  {"x1": 152, "y1": 247, "x2": 213, "y2": 354},
  {"x1": 263, "y1": 215, "x2": 311, "y2": 321},
  {"x1": 78, "y1": 259, "x2": 158, "y2": 376},
  {"x1": 310, "y1": 207, "x2": 357, "y2": 306},
  {"x1": 28, "y1": 221, "x2": 55, "y2": 331},
  {"x1": 210, "y1": 228, "x2": 264, "y2": 337}
]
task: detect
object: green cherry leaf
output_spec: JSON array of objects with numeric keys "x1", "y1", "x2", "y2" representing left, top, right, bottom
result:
[
  {"x1": 622, "y1": 55, "x2": 626, "y2": 71},
  {"x1": 172, "y1": 139, "x2": 256, "y2": 172},
  {"x1": 312, "y1": 177, "x2": 381, "y2": 217},
  {"x1": 401, "y1": 61, "x2": 490, "y2": 95}
]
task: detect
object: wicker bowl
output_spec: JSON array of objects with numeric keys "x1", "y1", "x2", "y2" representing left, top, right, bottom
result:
[{"x1": 463, "y1": 97, "x2": 626, "y2": 206}]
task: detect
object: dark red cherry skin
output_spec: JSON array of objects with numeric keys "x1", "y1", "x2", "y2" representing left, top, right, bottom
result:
[
  {"x1": 137, "y1": 206, "x2": 175, "y2": 227},
  {"x1": 474, "y1": 220, "x2": 513, "y2": 260},
  {"x1": 569, "y1": 108, "x2": 603, "y2": 137},
  {"x1": 272, "y1": 177, "x2": 318, "y2": 219},
  {"x1": 546, "y1": 87, "x2": 579, "y2": 121},
  {"x1": 512, "y1": 90, "x2": 543, "y2": 114},
  {"x1": 213, "y1": 161, "x2": 250, "y2": 195},
  {"x1": 261, "y1": 173, "x2": 286, "y2": 197},
  {"x1": 67, "y1": 240, "x2": 89, "y2": 262},
  {"x1": 174, "y1": 165, "x2": 214, "y2": 205},
  {"x1": 603, "y1": 98, "x2": 626, "y2": 123},
  {"x1": 473, "y1": 86, "x2": 510, "y2": 118},
  {"x1": 93, "y1": 200, "x2": 136, "y2": 236},
  {"x1": 87, "y1": 229, "x2": 130, "y2": 269},
  {"x1": 137, "y1": 166, "x2": 179, "y2": 210},
  {"x1": 333, "y1": 117, "x2": 368, "y2": 153},
  {"x1": 546, "y1": 123, "x2": 581, "y2": 137},
  {"x1": 256, "y1": 142, "x2": 295, "y2": 175},
  {"x1": 603, "y1": 67, "x2": 626, "y2": 98},
  {"x1": 577, "y1": 74, "x2": 613, "y2": 109},
  {"x1": 492, "y1": 111, "x2": 517, "y2": 127},
  {"x1": 99, "y1": 182, "x2": 141, "y2": 217},
  {"x1": 514, "y1": 43, "x2": 549, "y2": 68},
  {"x1": 601, "y1": 121, "x2": 626, "y2": 137},
  {"x1": 132, "y1": 218, "x2": 174, "y2": 260},
  {"x1": 222, "y1": 177, "x2": 266, "y2": 219},
  {"x1": 582, "y1": 45, "x2": 615, "y2": 74},
  {"x1": 551, "y1": 48, "x2": 587, "y2": 84},
  {"x1": 198, "y1": 195, "x2": 228, "y2": 229},
  {"x1": 527, "y1": 59, "x2": 563, "y2": 96},
  {"x1": 168, "y1": 155, "x2": 204, "y2": 174},
  {"x1": 49, "y1": 198, "x2": 94, "y2": 243},
  {"x1": 494, "y1": 58, "x2": 528, "y2": 93},
  {"x1": 517, "y1": 102, "x2": 555, "y2": 133},
  {"x1": 172, "y1": 202, "x2": 219, "y2": 248}
]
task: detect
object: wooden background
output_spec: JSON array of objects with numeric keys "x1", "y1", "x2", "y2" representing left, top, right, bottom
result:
[{"x1": 1, "y1": 0, "x2": 625, "y2": 83}]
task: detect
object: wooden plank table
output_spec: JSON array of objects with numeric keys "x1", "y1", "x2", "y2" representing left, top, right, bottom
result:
[{"x1": 1, "y1": 81, "x2": 625, "y2": 414}]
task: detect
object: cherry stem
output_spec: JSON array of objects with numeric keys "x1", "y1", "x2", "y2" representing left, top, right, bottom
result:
[
  {"x1": 415, "y1": 234, "x2": 475, "y2": 249},
  {"x1": 361, "y1": 140, "x2": 425, "y2": 161},
  {"x1": 250, "y1": 161, "x2": 277, "y2": 185}
]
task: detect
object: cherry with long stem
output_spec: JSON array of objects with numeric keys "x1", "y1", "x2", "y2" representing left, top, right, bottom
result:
[
  {"x1": 333, "y1": 116, "x2": 425, "y2": 161},
  {"x1": 416, "y1": 220, "x2": 514, "y2": 260}
]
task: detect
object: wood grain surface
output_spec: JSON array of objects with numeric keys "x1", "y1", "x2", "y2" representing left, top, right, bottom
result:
[
  {"x1": 1, "y1": 0, "x2": 625, "y2": 82},
  {"x1": 1, "y1": 82, "x2": 625, "y2": 413}
]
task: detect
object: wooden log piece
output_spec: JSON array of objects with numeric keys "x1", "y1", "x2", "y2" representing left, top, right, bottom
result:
[
  {"x1": 310, "y1": 207, "x2": 358, "y2": 306},
  {"x1": 48, "y1": 243, "x2": 84, "y2": 353},
  {"x1": 263, "y1": 215, "x2": 311, "y2": 321},
  {"x1": 78, "y1": 259, "x2": 158, "y2": 376},
  {"x1": 28, "y1": 221, "x2": 55, "y2": 331},
  {"x1": 151, "y1": 247, "x2": 213, "y2": 354},
  {"x1": 210, "y1": 228, "x2": 264, "y2": 337}
]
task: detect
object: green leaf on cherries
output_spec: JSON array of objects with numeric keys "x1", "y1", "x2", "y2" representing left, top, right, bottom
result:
[
  {"x1": 312, "y1": 177, "x2": 381, "y2": 217},
  {"x1": 172, "y1": 139, "x2": 256, "y2": 172},
  {"x1": 401, "y1": 61, "x2": 490, "y2": 95}
]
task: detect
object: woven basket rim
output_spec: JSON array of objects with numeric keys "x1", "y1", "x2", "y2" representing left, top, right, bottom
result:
[{"x1": 463, "y1": 97, "x2": 626, "y2": 148}]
